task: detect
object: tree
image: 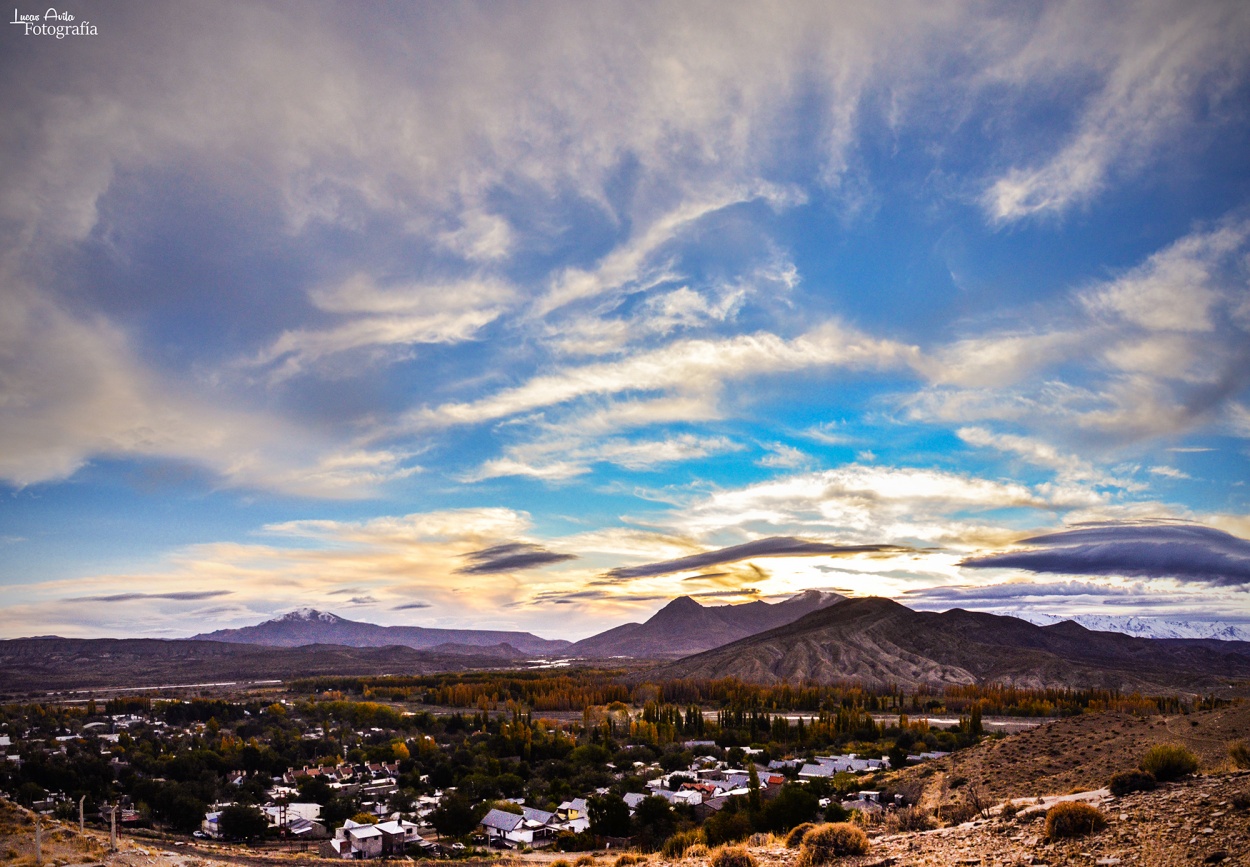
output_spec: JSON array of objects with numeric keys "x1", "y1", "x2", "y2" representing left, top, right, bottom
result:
[
  {"x1": 631, "y1": 795, "x2": 675, "y2": 851},
  {"x1": 747, "y1": 765, "x2": 762, "y2": 813},
  {"x1": 166, "y1": 792, "x2": 210, "y2": 834},
  {"x1": 429, "y1": 792, "x2": 483, "y2": 838},
  {"x1": 588, "y1": 793, "x2": 631, "y2": 837},
  {"x1": 217, "y1": 804, "x2": 269, "y2": 841},
  {"x1": 760, "y1": 784, "x2": 818, "y2": 833}
]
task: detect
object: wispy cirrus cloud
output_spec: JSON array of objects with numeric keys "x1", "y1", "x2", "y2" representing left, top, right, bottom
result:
[{"x1": 982, "y1": 1, "x2": 1250, "y2": 223}]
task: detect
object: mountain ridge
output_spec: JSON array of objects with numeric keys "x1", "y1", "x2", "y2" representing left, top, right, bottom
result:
[
  {"x1": 191, "y1": 611, "x2": 571, "y2": 656},
  {"x1": 565, "y1": 588, "x2": 844, "y2": 658},
  {"x1": 642, "y1": 596, "x2": 1250, "y2": 692}
]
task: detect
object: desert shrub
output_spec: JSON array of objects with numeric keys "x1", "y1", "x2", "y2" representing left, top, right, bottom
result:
[
  {"x1": 685, "y1": 844, "x2": 709, "y2": 859},
  {"x1": 661, "y1": 830, "x2": 704, "y2": 859},
  {"x1": 936, "y1": 801, "x2": 977, "y2": 826},
  {"x1": 613, "y1": 856, "x2": 640, "y2": 867},
  {"x1": 709, "y1": 845, "x2": 756, "y2": 867},
  {"x1": 1108, "y1": 769, "x2": 1156, "y2": 796},
  {"x1": 1231, "y1": 792, "x2": 1250, "y2": 812},
  {"x1": 747, "y1": 833, "x2": 772, "y2": 847},
  {"x1": 888, "y1": 806, "x2": 936, "y2": 832},
  {"x1": 1140, "y1": 744, "x2": 1199, "y2": 781},
  {"x1": 1044, "y1": 802, "x2": 1105, "y2": 840},
  {"x1": 1000, "y1": 801, "x2": 1021, "y2": 819},
  {"x1": 575, "y1": 857, "x2": 596, "y2": 867},
  {"x1": 796, "y1": 822, "x2": 870, "y2": 865},
  {"x1": 551, "y1": 861, "x2": 572, "y2": 867},
  {"x1": 784, "y1": 822, "x2": 815, "y2": 848},
  {"x1": 1229, "y1": 740, "x2": 1250, "y2": 770}
]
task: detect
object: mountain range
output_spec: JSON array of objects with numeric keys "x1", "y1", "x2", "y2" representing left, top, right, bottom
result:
[
  {"x1": 645, "y1": 596, "x2": 1250, "y2": 693},
  {"x1": 995, "y1": 611, "x2": 1250, "y2": 642},
  {"x1": 5, "y1": 594, "x2": 1250, "y2": 694},
  {"x1": 191, "y1": 608, "x2": 571, "y2": 656},
  {"x1": 191, "y1": 591, "x2": 844, "y2": 660},
  {"x1": 564, "y1": 589, "x2": 843, "y2": 658}
]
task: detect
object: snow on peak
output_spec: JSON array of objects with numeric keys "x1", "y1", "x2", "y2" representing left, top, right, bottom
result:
[
  {"x1": 1001, "y1": 610, "x2": 1250, "y2": 642},
  {"x1": 274, "y1": 608, "x2": 342, "y2": 624}
]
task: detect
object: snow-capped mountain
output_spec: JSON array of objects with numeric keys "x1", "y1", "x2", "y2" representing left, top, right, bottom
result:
[
  {"x1": 997, "y1": 611, "x2": 1250, "y2": 642},
  {"x1": 192, "y1": 609, "x2": 571, "y2": 654},
  {"x1": 276, "y1": 608, "x2": 344, "y2": 624}
]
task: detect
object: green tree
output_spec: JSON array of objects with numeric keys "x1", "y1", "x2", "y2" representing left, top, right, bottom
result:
[
  {"x1": 588, "y1": 793, "x2": 631, "y2": 837},
  {"x1": 631, "y1": 795, "x2": 676, "y2": 851},
  {"x1": 760, "y1": 784, "x2": 819, "y2": 833},
  {"x1": 217, "y1": 804, "x2": 269, "y2": 841},
  {"x1": 430, "y1": 792, "x2": 483, "y2": 838}
]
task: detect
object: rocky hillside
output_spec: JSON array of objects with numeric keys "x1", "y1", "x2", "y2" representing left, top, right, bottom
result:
[{"x1": 645, "y1": 596, "x2": 1250, "y2": 691}]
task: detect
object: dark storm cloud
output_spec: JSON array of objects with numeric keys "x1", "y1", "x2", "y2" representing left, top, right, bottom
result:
[
  {"x1": 962, "y1": 523, "x2": 1250, "y2": 587},
  {"x1": 602, "y1": 536, "x2": 912, "y2": 581},
  {"x1": 457, "y1": 542, "x2": 577, "y2": 575}
]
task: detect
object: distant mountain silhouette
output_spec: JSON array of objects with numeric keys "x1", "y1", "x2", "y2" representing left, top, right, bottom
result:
[
  {"x1": 0, "y1": 636, "x2": 524, "y2": 693},
  {"x1": 192, "y1": 608, "x2": 571, "y2": 656},
  {"x1": 643, "y1": 596, "x2": 1250, "y2": 692},
  {"x1": 566, "y1": 589, "x2": 844, "y2": 659}
]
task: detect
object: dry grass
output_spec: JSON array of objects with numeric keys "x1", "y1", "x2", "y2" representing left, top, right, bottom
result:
[
  {"x1": 708, "y1": 845, "x2": 756, "y2": 867},
  {"x1": 1044, "y1": 801, "x2": 1106, "y2": 841},
  {"x1": 783, "y1": 822, "x2": 815, "y2": 849},
  {"x1": 795, "y1": 822, "x2": 870, "y2": 865}
]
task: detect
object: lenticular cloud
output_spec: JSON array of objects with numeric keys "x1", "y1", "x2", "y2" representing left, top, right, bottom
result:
[{"x1": 963, "y1": 523, "x2": 1250, "y2": 587}]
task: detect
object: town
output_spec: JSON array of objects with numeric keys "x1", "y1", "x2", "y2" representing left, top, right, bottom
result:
[{"x1": 0, "y1": 672, "x2": 1188, "y2": 859}]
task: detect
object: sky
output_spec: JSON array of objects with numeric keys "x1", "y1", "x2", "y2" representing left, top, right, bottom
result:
[{"x1": 2, "y1": 0, "x2": 1250, "y2": 641}]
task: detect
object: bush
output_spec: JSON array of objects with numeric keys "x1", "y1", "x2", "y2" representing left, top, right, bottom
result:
[
  {"x1": 613, "y1": 856, "x2": 640, "y2": 867},
  {"x1": 551, "y1": 861, "x2": 572, "y2": 867},
  {"x1": 575, "y1": 857, "x2": 596, "y2": 867},
  {"x1": 661, "y1": 830, "x2": 704, "y2": 859},
  {"x1": 1108, "y1": 769, "x2": 1156, "y2": 796},
  {"x1": 684, "y1": 844, "x2": 709, "y2": 859},
  {"x1": 1044, "y1": 802, "x2": 1105, "y2": 840},
  {"x1": 709, "y1": 846, "x2": 756, "y2": 867},
  {"x1": 796, "y1": 822, "x2": 870, "y2": 865},
  {"x1": 1140, "y1": 744, "x2": 1199, "y2": 782},
  {"x1": 889, "y1": 806, "x2": 936, "y2": 832},
  {"x1": 1229, "y1": 740, "x2": 1250, "y2": 770},
  {"x1": 936, "y1": 801, "x2": 977, "y2": 826},
  {"x1": 783, "y1": 823, "x2": 815, "y2": 849}
]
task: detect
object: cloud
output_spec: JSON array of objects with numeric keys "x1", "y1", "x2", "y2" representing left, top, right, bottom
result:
[
  {"x1": 247, "y1": 274, "x2": 515, "y2": 382},
  {"x1": 413, "y1": 321, "x2": 919, "y2": 430},
  {"x1": 457, "y1": 542, "x2": 578, "y2": 575},
  {"x1": 464, "y1": 433, "x2": 743, "y2": 481},
  {"x1": 392, "y1": 601, "x2": 432, "y2": 611},
  {"x1": 981, "y1": 1, "x2": 1250, "y2": 222},
  {"x1": 909, "y1": 220, "x2": 1250, "y2": 451},
  {"x1": 74, "y1": 590, "x2": 232, "y2": 603},
  {"x1": 963, "y1": 522, "x2": 1250, "y2": 586},
  {"x1": 602, "y1": 535, "x2": 913, "y2": 581}
]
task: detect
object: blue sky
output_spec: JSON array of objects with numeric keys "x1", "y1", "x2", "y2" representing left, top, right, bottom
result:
[{"x1": 2, "y1": 0, "x2": 1250, "y2": 639}]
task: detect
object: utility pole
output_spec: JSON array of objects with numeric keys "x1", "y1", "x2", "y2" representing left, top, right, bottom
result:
[
  {"x1": 79, "y1": 795, "x2": 85, "y2": 834},
  {"x1": 34, "y1": 816, "x2": 42, "y2": 865},
  {"x1": 109, "y1": 804, "x2": 118, "y2": 850}
]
